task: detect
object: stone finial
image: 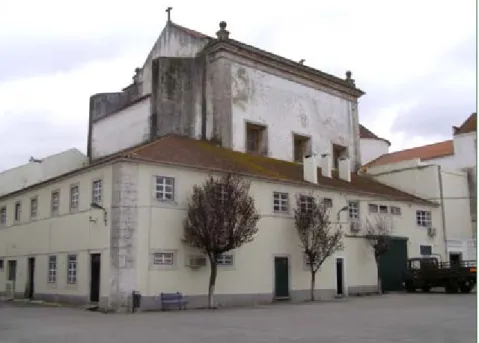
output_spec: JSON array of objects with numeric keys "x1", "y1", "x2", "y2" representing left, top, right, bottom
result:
[
  {"x1": 299, "y1": 59, "x2": 305, "y2": 64},
  {"x1": 345, "y1": 70, "x2": 356, "y2": 86},
  {"x1": 166, "y1": 7, "x2": 172, "y2": 23},
  {"x1": 216, "y1": 21, "x2": 230, "y2": 40},
  {"x1": 133, "y1": 67, "x2": 141, "y2": 83}
]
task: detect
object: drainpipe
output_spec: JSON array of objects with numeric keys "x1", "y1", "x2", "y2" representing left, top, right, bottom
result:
[{"x1": 437, "y1": 165, "x2": 448, "y2": 260}]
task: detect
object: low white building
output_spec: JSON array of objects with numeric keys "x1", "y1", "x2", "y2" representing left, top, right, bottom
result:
[{"x1": 0, "y1": 136, "x2": 444, "y2": 311}]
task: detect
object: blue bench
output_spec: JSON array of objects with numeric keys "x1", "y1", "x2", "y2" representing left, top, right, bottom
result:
[{"x1": 160, "y1": 292, "x2": 187, "y2": 311}]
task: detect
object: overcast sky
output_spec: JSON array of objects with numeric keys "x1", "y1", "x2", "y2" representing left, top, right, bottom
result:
[{"x1": 0, "y1": 0, "x2": 476, "y2": 171}]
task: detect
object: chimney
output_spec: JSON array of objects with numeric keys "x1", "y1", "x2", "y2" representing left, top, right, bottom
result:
[
  {"x1": 303, "y1": 154, "x2": 318, "y2": 184},
  {"x1": 216, "y1": 21, "x2": 230, "y2": 40},
  {"x1": 338, "y1": 157, "x2": 351, "y2": 182},
  {"x1": 320, "y1": 153, "x2": 332, "y2": 178}
]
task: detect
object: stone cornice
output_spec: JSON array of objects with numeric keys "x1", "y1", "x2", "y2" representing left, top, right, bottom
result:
[{"x1": 203, "y1": 40, "x2": 365, "y2": 101}]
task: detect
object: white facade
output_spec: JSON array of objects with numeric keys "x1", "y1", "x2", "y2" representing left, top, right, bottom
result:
[
  {"x1": 0, "y1": 158, "x2": 445, "y2": 310},
  {"x1": 230, "y1": 63, "x2": 356, "y2": 165},
  {"x1": 365, "y1": 160, "x2": 476, "y2": 260},
  {"x1": 360, "y1": 138, "x2": 390, "y2": 165},
  {"x1": 0, "y1": 149, "x2": 87, "y2": 197},
  {"x1": 91, "y1": 97, "x2": 151, "y2": 159}
]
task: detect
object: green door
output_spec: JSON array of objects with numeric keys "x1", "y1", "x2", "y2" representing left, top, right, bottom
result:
[
  {"x1": 274, "y1": 256, "x2": 290, "y2": 298},
  {"x1": 378, "y1": 238, "x2": 408, "y2": 292}
]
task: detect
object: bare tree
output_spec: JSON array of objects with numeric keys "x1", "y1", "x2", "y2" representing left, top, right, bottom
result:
[
  {"x1": 183, "y1": 173, "x2": 260, "y2": 308},
  {"x1": 294, "y1": 194, "x2": 344, "y2": 301},
  {"x1": 363, "y1": 215, "x2": 393, "y2": 294}
]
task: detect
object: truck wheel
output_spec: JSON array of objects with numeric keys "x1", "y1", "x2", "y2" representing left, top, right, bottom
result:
[
  {"x1": 405, "y1": 281, "x2": 415, "y2": 293},
  {"x1": 446, "y1": 280, "x2": 459, "y2": 294},
  {"x1": 459, "y1": 282, "x2": 472, "y2": 293},
  {"x1": 421, "y1": 286, "x2": 431, "y2": 293}
]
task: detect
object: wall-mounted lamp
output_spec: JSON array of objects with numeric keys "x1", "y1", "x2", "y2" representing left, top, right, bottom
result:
[
  {"x1": 90, "y1": 203, "x2": 108, "y2": 226},
  {"x1": 336, "y1": 205, "x2": 349, "y2": 229}
]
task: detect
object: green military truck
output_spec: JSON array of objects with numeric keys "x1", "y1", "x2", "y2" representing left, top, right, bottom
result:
[{"x1": 403, "y1": 257, "x2": 476, "y2": 293}]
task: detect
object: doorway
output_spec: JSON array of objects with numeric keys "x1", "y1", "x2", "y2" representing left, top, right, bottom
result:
[
  {"x1": 274, "y1": 256, "x2": 290, "y2": 299},
  {"x1": 336, "y1": 258, "x2": 344, "y2": 296},
  {"x1": 27, "y1": 257, "x2": 35, "y2": 300},
  {"x1": 90, "y1": 253, "x2": 101, "y2": 303},
  {"x1": 449, "y1": 252, "x2": 462, "y2": 266}
]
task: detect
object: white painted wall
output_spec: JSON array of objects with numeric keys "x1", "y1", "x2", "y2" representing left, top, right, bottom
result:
[
  {"x1": 360, "y1": 138, "x2": 390, "y2": 165},
  {"x1": 229, "y1": 63, "x2": 357, "y2": 167},
  {"x1": 91, "y1": 97, "x2": 151, "y2": 159},
  {"x1": 0, "y1": 149, "x2": 87, "y2": 196},
  {"x1": 452, "y1": 132, "x2": 476, "y2": 169},
  {"x1": 0, "y1": 165, "x2": 112, "y2": 300}
]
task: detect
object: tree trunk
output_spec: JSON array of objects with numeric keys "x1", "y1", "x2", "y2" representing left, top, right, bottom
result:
[
  {"x1": 310, "y1": 270, "x2": 317, "y2": 301},
  {"x1": 207, "y1": 254, "x2": 218, "y2": 309},
  {"x1": 375, "y1": 256, "x2": 382, "y2": 294}
]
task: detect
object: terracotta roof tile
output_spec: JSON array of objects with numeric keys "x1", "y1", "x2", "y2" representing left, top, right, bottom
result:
[
  {"x1": 359, "y1": 124, "x2": 391, "y2": 146},
  {"x1": 454, "y1": 113, "x2": 477, "y2": 135},
  {"x1": 365, "y1": 140, "x2": 454, "y2": 168},
  {"x1": 124, "y1": 135, "x2": 433, "y2": 205}
]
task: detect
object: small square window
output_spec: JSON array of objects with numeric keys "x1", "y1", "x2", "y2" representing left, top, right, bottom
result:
[
  {"x1": 348, "y1": 201, "x2": 359, "y2": 219},
  {"x1": 246, "y1": 123, "x2": 268, "y2": 155},
  {"x1": 369, "y1": 204, "x2": 378, "y2": 213},
  {"x1": 70, "y1": 185, "x2": 79, "y2": 210},
  {"x1": 379, "y1": 205, "x2": 388, "y2": 214},
  {"x1": 273, "y1": 192, "x2": 289, "y2": 213},
  {"x1": 92, "y1": 180, "x2": 102, "y2": 204},
  {"x1": 420, "y1": 245, "x2": 432, "y2": 256},
  {"x1": 217, "y1": 254, "x2": 234, "y2": 266},
  {"x1": 51, "y1": 191, "x2": 60, "y2": 215},
  {"x1": 30, "y1": 197, "x2": 38, "y2": 218},
  {"x1": 299, "y1": 195, "x2": 314, "y2": 213},
  {"x1": 416, "y1": 210, "x2": 431, "y2": 227},
  {"x1": 14, "y1": 202, "x2": 21, "y2": 222},
  {"x1": 0, "y1": 207, "x2": 6, "y2": 225},
  {"x1": 390, "y1": 206, "x2": 401, "y2": 215},
  {"x1": 155, "y1": 177, "x2": 175, "y2": 201},
  {"x1": 153, "y1": 252, "x2": 174, "y2": 265},
  {"x1": 323, "y1": 198, "x2": 333, "y2": 208}
]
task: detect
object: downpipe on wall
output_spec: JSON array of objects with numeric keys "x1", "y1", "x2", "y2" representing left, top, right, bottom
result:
[{"x1": 437, "y1": 165, "x2": 449, "y2": 260}]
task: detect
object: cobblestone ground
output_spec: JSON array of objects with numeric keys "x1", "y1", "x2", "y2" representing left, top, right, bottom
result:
[{"x1": 0, "y1": 293, "x2": 476, "y2": 343}]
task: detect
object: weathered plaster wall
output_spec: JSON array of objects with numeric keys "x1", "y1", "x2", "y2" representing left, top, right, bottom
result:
[
  {"x1": 110, "y1": 162, "x2": 139, "y2": 311},
  {"x1": 141, "y1": 24, "x2": 210, "y2": 96},
  {"x1": 228, "y1": 63, "x2": 358, "y2": 167},
  {"x1": 151, "y1": 57, "x2": 203, "y2": 139},
  {"x1": 360, "y1": 138, "x2": 390, "y2": 165},
  {"x1": 91, "y1": 97, "x2": 151, "y2": 159}
]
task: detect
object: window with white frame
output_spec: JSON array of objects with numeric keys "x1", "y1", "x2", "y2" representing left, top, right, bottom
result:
[
  {"x1": 273, "y1": 192, "x2": 289, "y2": 212},
  {"x1": 14, "y1": 202, "x2": 21, "y2": 222},
  {"x1": 323, "y1": 198, "x2": 333, "y2": 208},
  {"x1": 153, "y1": 252, "x2": 174, "y2": 265},
  {"x1": 67, "y1": 254, "x2": 77, "y2": 284},
  {"x1": 368, "y1": 204, "x2": 378, "y2": 213},
  {"x1": 299, "y1": 195, "x2": 314, "y2": 213},
  {"x1": 51, "y1": 191, "x2": 60, "y2": 214},
  {"x1": 0, "y1": 206, "x2": 6, "y2": 225},
  {"x1": 155, "y1": 176, "x2": 174, "y2": 201},
  {"x1": 70, "y1": 185, "x2": 79, "y2": 210},
  {"x1": 48, "y1": 256, "x2": 57, "y2": 283},
  {"x1": 217, "y1": 254, "x2": 234, "y2": 266},
  {"x1": 30, "y1": 197, "x2": 38, "y2": 218},
  {"x1": 92, "y1": 180, "x2": 102, "y2": 204},
  {"x1": 379, "y1": 205, "x2": 388, "y2": 214},
  {"x1": 218, "y1": 183, "x2": 227, "y2": 203},
  {"x1": 416, "y1": 210, "x2": 431, "y2": 227},
  {"x1": 390, "y1": 206, "x2": 401, "y2": 215},
  {"x1": 348, "y1": 201, "x2": 359, "y2": 220}
]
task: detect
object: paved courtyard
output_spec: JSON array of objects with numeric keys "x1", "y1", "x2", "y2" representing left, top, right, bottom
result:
[{"x1": 0, "y1": 293, "x2": 476, "y2": 343}]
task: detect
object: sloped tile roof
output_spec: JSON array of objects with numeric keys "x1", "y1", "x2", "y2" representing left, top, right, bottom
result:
[
  {"x1": 359, "y1": 124, "x2": 391, "y2": 146},
  {"x1": 124, "y1": 135, "x2": 434, "y2": 205},
  {"x1": 454, "y1": 112, "x2": 477, "y2": 135},
  {"x1": 365, "y1": 140, "x2": 454, "y2": 167}
]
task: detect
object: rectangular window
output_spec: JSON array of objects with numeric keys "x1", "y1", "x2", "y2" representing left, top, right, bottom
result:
[
  {"x1": 379, "y1": 205, "x2": 388, "y2": 214},
  {"x1": 368, "y1": 204, "x2": 378, "y2": 213},
  {"x1": 390, "y1": 206, "x2": 401, "y2": 215},
  {"x1": 0, "y1": 207, "x2": 5, "y2": 225},
  {"x1": 273, "y1": 192, "x2": 289, "y2": 213},
  {"x1": 70, "y1": 185, "x2": 79, "y2": 210},
  {"x1": 153, "y1": 252, "x2": 174, "y2": 265},
  {"x1": 218, "y1": 184, "x2": 227, "y2": 204},
  {"x1": 155, "y1": 176, "x2": 175, "y2": 201},
  {"x1": 323, "y1": 198, "x2": 333, "y2": 208},
  {"x1": 0, "y1": 259, "x2": 4, "y2": 270},
  {"x1": 217, "y1": 254, "x2": 234, "y2": 266},
  {"x1": 51, "y1": 191, "x2": 60, "y2": 215},
  {"x1": 67, "y1": 254, "x2": 77, "y2": 284},
  {"x1": 92, "y1": 180, "x2": 102, "y2": 204},
  {"x1": 348, "y1": 201, "x2": 359, "y2": 220},
  {"x1": 416, "y1": 210, "x2": 431, "y2": 227},
  {"x1": 246, "y1": 123, "x2": 267, "y2": 155},
  {"x1": 48, "y1": 256, "x2": 57, "y2": 283},
  {"x1": 332, "y1": 144, "x2": 348, "y2": 169},
  {"x1": 14, "y1": 202, "x2": 21, "y2": 222},
  {"x1": 30, "y1": 197, "x2": 38, "y2": 218},
  {"x1": 420, "y1": 245, "x2": 432, "y2": 256},
  {"x1": 293, "y1": 134, "x2": 311, "y2": 163},
  {"x1": 299, "y1": 195, "x2": 314, "y2": 213}
]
